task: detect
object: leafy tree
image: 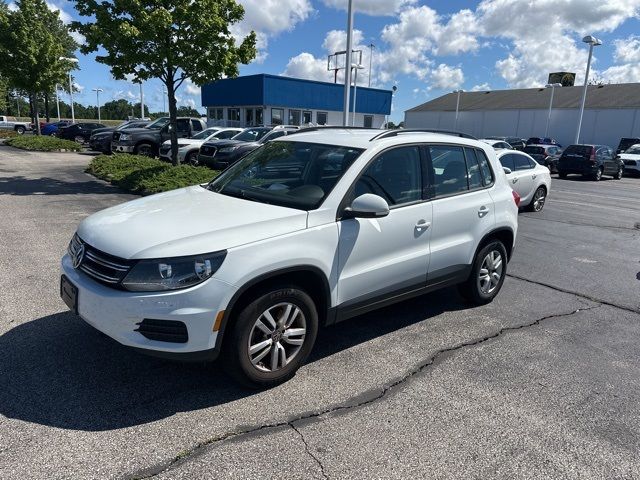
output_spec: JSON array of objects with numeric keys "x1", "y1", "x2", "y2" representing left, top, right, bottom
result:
[
  {"x1": 0, "y1": 0, "x2": 77, "y2": 133},
  {"x1": 176, "y1": 105, "x2": 202, "y2": 117},
  {"x1": 73, "y1": 0, "x2": 256, "y2": 164}
]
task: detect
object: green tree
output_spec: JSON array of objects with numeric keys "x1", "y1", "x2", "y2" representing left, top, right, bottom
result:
[
  {"x1": 0, "y1": 0, "x2": 77, "y2": 134},
  {"x1": 176, "y1": 105, "x2": 202, "y2": 117},
  {"x1": 72, "y1": 0, "x2": 256, "y2": 164}
]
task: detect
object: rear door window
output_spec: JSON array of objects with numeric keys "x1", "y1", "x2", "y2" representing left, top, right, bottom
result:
[
  {"x1": 475, "y1": 149, "x2": 494, "y2": 186},
  {"x1": 429, "y1": 145, "x2": 468, "y2": 197},
  {"x1": 514, "y1": 154, "x2": 534, "y2": 170},
  {"x1": 564, "y1": 145, "x2": 592, "y2": 157}
]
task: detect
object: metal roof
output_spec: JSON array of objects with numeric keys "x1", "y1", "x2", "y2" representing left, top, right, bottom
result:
[
  {"x1": 201, "y1": 74, "x2": 393, "y2": 115},
  {"x1": 407, "y1": 83, "x2": 640, "y2": 112}
]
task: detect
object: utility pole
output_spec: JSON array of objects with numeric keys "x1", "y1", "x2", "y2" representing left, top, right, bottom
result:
[
  {"x1": 92, "y1": 88, "x2": 103, "y2": 122},
  {"x1": 368, "y1": 43, "x2": 375, "y2": 88},
  {"x1": 342, "y1": 0, "x2": 354, "y2": 126}
]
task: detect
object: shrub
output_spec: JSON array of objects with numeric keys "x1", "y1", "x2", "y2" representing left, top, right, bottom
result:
[
  {"x1": 5, "y1": 135, "x2": 82, "y2": 151},
  {"x1": 87, "y1": 154, "x2": 219, "y2": 194},
  {"x1": 0, "y1": 130, "x2": 19, "y2": 139}
]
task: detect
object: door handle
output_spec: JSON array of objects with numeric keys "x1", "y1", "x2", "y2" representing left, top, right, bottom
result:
[
  {"x1": 478, "y1": 206, "x2": 489, "y2": 218},
  {"x1": 532, "y1": 174, "x2": 537, "y2": 179},
  {"x1": 415, "y1": 220, "x2": 431, "y2": 230},
  {"x1": 512, "y1": 178, "x2": 518, "y2": 184}
]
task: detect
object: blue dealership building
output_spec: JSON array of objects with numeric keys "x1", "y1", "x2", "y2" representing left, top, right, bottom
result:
[{"x1": 201, "y1": 74, "x2": 393, "y2": 128}]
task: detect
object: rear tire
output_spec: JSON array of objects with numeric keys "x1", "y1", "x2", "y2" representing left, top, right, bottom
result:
[
  {"x1": 592, "y1": 167, "x2": 603, "y2": 181},
  {"x1": 526, "y1": 186, "x2": 546, "y2": 212},
  {"x1": 15, "y1": 126, "x2": 25, "y2": 135},
  {"x1": 458, "y1": 240, "x2": 508, "y2": 305},
  {"x1": 558, "y1": 171, "x2": 567, "y2": 179},
  {"x1": 223, "y1": 286, "x2": 318, "y2": 388},
  {"x1": 185, "y1": 151, "x2": 198, "y2": 166}
]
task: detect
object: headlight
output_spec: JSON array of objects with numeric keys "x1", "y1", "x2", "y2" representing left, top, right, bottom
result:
[
  {"x1": 219, "y1": 146, "x2": 239, "y2": 153},
  {"x1": 119, "y1": 134, "x2": 131, "y2": 141},
  {"x1": 122, "y1": 251, "x2": 226, "y2": 292}
]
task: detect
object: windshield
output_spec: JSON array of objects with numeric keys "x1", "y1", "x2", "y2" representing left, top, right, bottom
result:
[
  {"x1": 625, "y1": 146, "x2": 640, "y2": 154},
  {"x1": 524, "y1": 146, "x2": 545, "y2": 155},
  {"x1": 233, "y1": 128, "x2": 271, "y2": 143},
  {"x1": 192, "y1": 128, "x2": 219, "y2": 140},
  {"x1": 207, "y1": 141, "x2": 364, "y2": 210},
  {"x1": 146, "y1": 117, "x2": 170, "y2": 130}
]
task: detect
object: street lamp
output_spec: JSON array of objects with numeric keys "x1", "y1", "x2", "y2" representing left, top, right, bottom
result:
[
  {"x1": 544, "y1": 83, "x2": 562, "y2": 138},
  {"x1": 453, "y1": 89, "x2": 464, "y2": 129},
  {"x1": 368, "y1": 43, "x2": 375, "y2": 88},
  {"x1": 60, "y1": 57, "x2": 79, "y2": 123},
  {"x1": 342, "y1": 0, "x2": 354, "y2": 126},
  {"x1": 351, "y1": 63, "x2": 365, "y2": 126},
  {"x1": 575, "y1": 35, "x2": 602, "y2": 144},
  {"x1": 92, "y1": 88, "x2": 104, "y2": 122}
]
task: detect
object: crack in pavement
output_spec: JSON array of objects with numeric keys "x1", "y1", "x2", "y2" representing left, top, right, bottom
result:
[
  {"x1": 290, "y1": 422, "x2": 329, "y2": 479},
  {"x1": 126, "y1": 301, "x2": 602, "y2": 480},
  {"x1": 507, "y1": 273, "x2": 640, "y2": 314}
]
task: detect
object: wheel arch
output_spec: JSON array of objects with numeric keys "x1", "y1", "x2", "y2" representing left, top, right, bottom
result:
[
  {"x1": 476, "y1": 227, "x2": 515, "y2": 262},
  {"x1": 215, "y1": 266, "x2": 332, "y2": 352}
]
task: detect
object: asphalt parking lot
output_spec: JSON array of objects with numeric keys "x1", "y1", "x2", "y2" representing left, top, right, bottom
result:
[{"x1": 0, "y1": 146, "x2": 639, "y2": 479}]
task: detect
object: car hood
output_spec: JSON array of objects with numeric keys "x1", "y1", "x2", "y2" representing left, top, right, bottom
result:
[
  {"x1": 118, "y1": 127, "x2": 153, "y2": 135},
  {"x1": 92, "y1": 127, "x2": 115, "y2": 135},
  {"x1": 619, "y1": 153, "x2": 640, "y2": 160},
  {"x1": 77, "y1": 185, "x2": 308, "y2": 259}
]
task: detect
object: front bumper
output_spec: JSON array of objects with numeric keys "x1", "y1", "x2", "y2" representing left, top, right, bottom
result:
[
  {"x1": 90, "y1": 138, "x2": 111, "y2": 152},
  {"x1": 61, "y1": 254, "x2": 238, "y2": 356},
  {"x1": 111, "y1": 143, "x2": 135, "y2": 153}
]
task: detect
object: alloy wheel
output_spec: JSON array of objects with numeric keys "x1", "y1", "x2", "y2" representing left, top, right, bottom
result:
[
  {"x1": 477, "y1": 250, "x2": 504, "y2": 295},
  {"x1": 532, "y1": 187, "x2": 546, "y2": 212},
  {"x1": 74, "y1": 135, "x2": 85, "y2": 144},
  {"x1": 248, "y1": 302, "x2": 307, "y2": 372}
]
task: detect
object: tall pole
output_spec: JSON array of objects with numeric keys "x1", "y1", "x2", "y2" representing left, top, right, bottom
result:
[
  {"x1": 69, "y1": 72, "x2": 75, "y2": 123},
  {"x1": 93, "y1": 88, "x2": 103, "y2": 122},
  {"x1": 454, "y1": 90, "x2": 463, "y2": 129},
  {"x1": 368, "y1": 43, "x2": 374, "y2": 88},
  {"x1": 544, "y1": 83, "x2": 561, "y2": 138},
  {"x1": 576, "y1": 44, "x2": 594, "y2": 144},
  {"x1": 139, "y1": 82, "x2": 145, "y2": 119},
  {"x1": 575, "y1": 36, "x2": 601, "y2": 144},
  {"x1": 352, "y1": 66, "x2": 358, "y2": 126},
  {"x1": 55, "y1": 84, "x2": 61, "y2": 121},
  {"x1": 162, "y1": 86, "x2": 166, "y2": 113},
  {"x1": 342, "y1": 0, "x2": 354, "y2": 126},
  {"x1": 16, "y1": 95, "x2": 20, "y2": 117}
]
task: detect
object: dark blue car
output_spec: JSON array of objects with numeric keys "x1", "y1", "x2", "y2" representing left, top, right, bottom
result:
[{"x1": 42, "y1": 120, "x2": 73, "y2": 136}]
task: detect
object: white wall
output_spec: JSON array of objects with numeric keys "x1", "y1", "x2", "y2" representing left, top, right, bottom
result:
[{"x1": 405, "y1": 108, "x2": 640, "y2": 148}]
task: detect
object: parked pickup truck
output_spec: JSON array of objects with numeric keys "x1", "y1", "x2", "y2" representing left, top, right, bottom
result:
[
  {"x1": 111, "y1": 116, "x2": 207, "y2": 157},
  {"x1": 0, "y1": 116, "x2": 32, "y2": 135}
]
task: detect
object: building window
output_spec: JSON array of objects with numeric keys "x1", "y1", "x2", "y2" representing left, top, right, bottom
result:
[
  {"x1": 364, "y1": 115, "x2": 373, "y2": 128},
  {"x1": 271, "y1": 108, "x2": 284, "y2": 125},
  {"x1": 256, "y1": 108, "x2": 264, "y2": 126},
  {"x1": 227, "y1": 108, "x2": 241, "y2": 124},
  {"x1": 317, "y1": 111, "x2": 328, "y2": 125},
  {"x1": 246, "y1": 109, "x2": 254, "y2": 126},
  {"x1": 208, "y1": 108, "x2": 223, "y2": 121},
  {"x1": 303, "y1": 111, "x2": 312, "y2": 125},
  {"x1": 289, "y1": 109, "x2": 301, "y2": 126}
]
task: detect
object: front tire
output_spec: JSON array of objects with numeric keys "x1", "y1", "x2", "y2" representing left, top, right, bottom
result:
[
  {"x1": 74, "y1": 135, "x2": 85, "y2": 144},
  {"x1": 223, "y1": 286, "x2": 318, "y2": 388},
  {"x1": 592, "y1": 167, "x2": 603, "y2": 181},
  {"x1": 558, "y1": 171, "x2": 567, "y2": 179},
  {"x1": 458, "y1": 240, "x2": 508, "y2": 305},
  {"x1": 15, "y1": 126, "x2": 25, "y2": 135},
  {"x1": 185, "y1": 151, "x2": 198, "y2": 166},
  {"x1": 615, "y1": 167, "x2": 623, "y2": 180},
  {"x1": 135, "y1": 142, "x2": 155, "y2": 157},
  {"x1": 526, "y1": 186, "x2": 546, "y2": 212}
]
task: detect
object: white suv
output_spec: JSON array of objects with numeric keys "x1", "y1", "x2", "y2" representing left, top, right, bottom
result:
[{"x1": 61, "y1": 128, "x2": 519, "y2": 387}]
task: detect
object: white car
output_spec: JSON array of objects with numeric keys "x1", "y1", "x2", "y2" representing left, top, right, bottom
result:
[
  {"x1": 618, "y1": 143, "x2": 640, "y2": 176},
  {"x1": 158, "y1": 127, "x2": 243, "y2": 164},
  {"x1": 496, "y1": 150, "x2": 551, "y2": 212},
  {"x1": 61, "y1": 128, "x2": 519, "y2": 387},
  {"x1": 480, "y1": 139, "x2": 513, "y2": 150}
]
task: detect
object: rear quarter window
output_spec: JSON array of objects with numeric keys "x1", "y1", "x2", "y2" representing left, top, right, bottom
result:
[{"x1": 564, "y1": 145, "x2": 593, "y2": 156}]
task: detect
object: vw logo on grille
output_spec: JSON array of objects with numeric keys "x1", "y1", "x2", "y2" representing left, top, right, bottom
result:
[{"x1": 71, "y1": 243, "x2": 85, "y2": 269}]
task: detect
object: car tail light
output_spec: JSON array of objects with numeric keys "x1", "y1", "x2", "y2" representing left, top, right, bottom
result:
[
  {"x1": 512, "y1": 190, "x2": 521, "y2": 207},
  {"x1": 589, "y1": 148, "x2": 596, "y2": 164}
]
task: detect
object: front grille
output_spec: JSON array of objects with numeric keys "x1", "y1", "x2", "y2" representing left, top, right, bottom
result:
[
  {"x1": 200, "y1": 145, "x2": 217, "y2": 157},
  {"x1": 69, "y1": 234, "x2": 134, "y2": 287},
  {"x1": 135, "y1": 319, "x2": 188, "y2": 343}
]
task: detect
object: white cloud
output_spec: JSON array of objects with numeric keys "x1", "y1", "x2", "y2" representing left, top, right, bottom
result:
[
  {"x1": 184, "y1": 79, "x2": 201, "y2": 96},
  {"x1": 321, "y1": 0, "x2": 416, "y2": 16},
  {"x1": 471, "y1": 82, "x2": 491, "y2": 91},
  {"x1": 72, "y1": 82, "x2": 84, "y2": 93},
  {"x1": 282, "y1": 53, "x2": 334, "y2": 83},
  {"x1": 613, "y1": 35, "x2": 640, "y2": 63},
  {"x1": 435, "y1": 9, "x2": 480, "y2": 55},
  {"x1": 429, "y1": 64, "x2": 464, "y2": 90}
]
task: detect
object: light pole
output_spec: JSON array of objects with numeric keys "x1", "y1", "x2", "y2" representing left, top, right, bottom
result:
[
  {"x1": 352, "y1": 63, "x2": 365, "y2": 126},
  {"x1": 60, "y1": 57, "x2": 79, "y2": 122},
  {"x1": 453, "y1": 89, "x2": 464, "y2": 129},
  {"x1": 386, "y1": 85, "x2": 397, "y2": 128},
  {"x1": 92, "y1": 88, "x2": 103, "y2": 122},
  {"x1": 368, "y1": 43, "x2": 375, "y2": 88},
  {"x1": 55, "y1": 84, "x2": 61, "y2": 121},
  {"x1": 544, "y1": 83, "x2": 562, "y2": 138},
  {"x1": 342, "y1": 0, "x2": 354, "y2": 126},
  {"x1": 162, "y1": 86, "x2": 167, "y2": 113},
  {"x1": 575, "y1": 35, "x2": 602, "y2": 144},
  {"x1": 139, "y1": 82, "x2": 145, "y2": 119}
]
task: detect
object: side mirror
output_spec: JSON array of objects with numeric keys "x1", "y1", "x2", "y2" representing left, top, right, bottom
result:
[
  {"x1": 503, "y1": 167, "x2": 512, "y2": 175},
  {"x1": 343, "y1": 194, "x2": 390, "y2": 219}
]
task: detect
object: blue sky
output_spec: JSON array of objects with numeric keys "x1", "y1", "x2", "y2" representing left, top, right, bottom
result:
[{"x1": 39, "y1": 0, "x2": 640, "y2": 121}]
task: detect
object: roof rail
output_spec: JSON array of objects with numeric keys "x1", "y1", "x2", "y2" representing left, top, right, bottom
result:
[
  {"x1": 294, "y1": 126, "x2": 381, "y2": 134},
  {"x1": 370, "y1": 129, "x2": 477, "y2": 141}
]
